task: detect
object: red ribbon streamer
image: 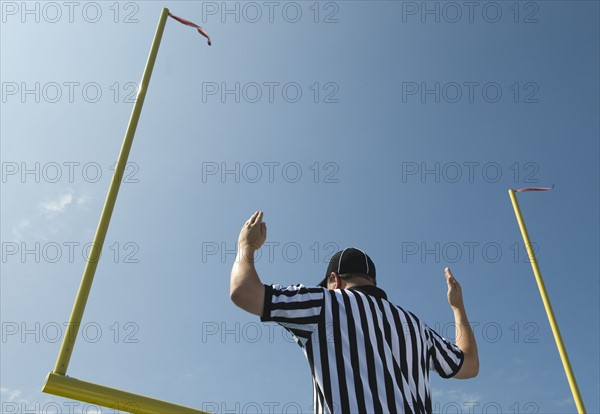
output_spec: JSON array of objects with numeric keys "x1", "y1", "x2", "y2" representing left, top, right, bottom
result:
[
  {"x1": 169, "y1": 12, "x2": 212, "y2": 46},
  {"x1": 515, "y1": 185, "x2": 555, "y2": 192}
]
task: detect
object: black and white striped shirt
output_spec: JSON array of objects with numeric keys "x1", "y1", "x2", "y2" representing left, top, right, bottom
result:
[{"x1": 260, "y1": 284, "x2": 464, "y2": 414}]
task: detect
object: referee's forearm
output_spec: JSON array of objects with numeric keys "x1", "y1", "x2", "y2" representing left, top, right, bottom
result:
[
  {"x1": 453, "y1": 305, "x2": 479, "y2": 377},
  {"x1": 230, "y1": 246, "x2": 265, "y2": 315},
  {"x1": 231, "y1": 246, "x2": 259, "y2": 291},
  {"x1": 453, "y1": 306, "x2": 475, "y2": 351}
]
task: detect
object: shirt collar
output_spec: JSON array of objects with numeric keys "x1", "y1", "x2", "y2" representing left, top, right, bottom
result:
[{"x1": 348, "y1": 284, "x2": 388, "y2": 300}]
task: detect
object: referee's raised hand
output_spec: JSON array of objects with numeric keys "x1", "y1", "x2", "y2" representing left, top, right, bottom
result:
[
  {"x1": 445, "y1": 267, "x2": 465, "y2": 310},
  {"x1": 237, "y1": 210, "x2": 267, "y2": 252}
]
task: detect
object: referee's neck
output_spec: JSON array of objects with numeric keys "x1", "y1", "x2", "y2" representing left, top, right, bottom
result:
[
  {"x1": 345, "y1": 284, "x2": 387, "y2": 300},
  {"x1": 344, "y1": 282, "x2": 374, "y2": 289}
]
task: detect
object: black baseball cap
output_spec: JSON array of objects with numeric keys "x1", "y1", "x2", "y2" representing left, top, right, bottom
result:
[{"x1": 318, "y1": 247, "x2": 376, "y2": 287}]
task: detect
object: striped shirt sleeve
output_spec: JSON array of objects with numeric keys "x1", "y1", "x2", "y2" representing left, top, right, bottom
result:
[
  {"x1": 260, "y1": 284, "x2": 325, "y2": 343},
  {"x1": 424, "y1": 323, "x2": 465, "y2": 378}
]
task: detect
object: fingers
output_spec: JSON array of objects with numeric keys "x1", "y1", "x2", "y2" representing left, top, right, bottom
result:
[
  {"x1": 246, "y1": 211, "x2": 263, "y2": 226},
  {"x1": 245, "y1": 211, "x2": 266, "y2": 239},
  {"x1": 240, "y1": 212, "x2": 266, "y2": 248},
  {"x1": 445, "y1": 267, "x2": 459, "y2": 285}
]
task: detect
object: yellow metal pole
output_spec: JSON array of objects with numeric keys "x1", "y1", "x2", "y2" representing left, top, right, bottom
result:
[
  {"x1": 508, "y1": 189, "x2": 586, "y2": 413},
  {"x1": 53, "y1": 7, "x2": 171, "y2": 375},
  {"x1": 43, "y1": 373, "x2": 210, "y2": 414}
]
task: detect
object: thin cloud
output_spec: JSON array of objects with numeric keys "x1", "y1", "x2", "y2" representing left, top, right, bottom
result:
[
  {"x1": 39, "y1": 193, "x2": 73, "y2": 214},
  {"x1": 510, "y1": 372, "x2": 529, "y2": 383},
  {"x1": 11, "y1": 219, "x2": 31, "y2": 241},
  {"x1": 12, "y1": 190, "x2": 92, "y2": 241},
  {"x1": 76, "y1": 193, "x2": 92, "y2": 206},
  {"x1": 554, "y1": 396, "x2": 575, "y2": 407},
  {"x1": 512, "y1": 357, "x2": 526, "y2": 365},
  {"x1": 432, "y1": 387, "x2": 483, "y2": 404},
  {"x1": 0, "y1": 386, "x2": 23, "y2": 402}
]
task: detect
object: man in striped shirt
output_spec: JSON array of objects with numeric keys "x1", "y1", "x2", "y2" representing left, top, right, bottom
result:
[{"x1": 231, "y1": 211, "x2": 479, "y2": 413}]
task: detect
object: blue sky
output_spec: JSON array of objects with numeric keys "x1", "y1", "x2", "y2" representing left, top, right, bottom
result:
[{"x1": 1, "y1": 1, "x2": 598, "y2": 413}]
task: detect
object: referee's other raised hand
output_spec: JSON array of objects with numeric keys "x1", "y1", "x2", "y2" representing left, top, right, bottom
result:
[
  {"x1": 445, "y1": 267, "x2": 464, "y2": 310},
  {"x1": 237, "y1": 211, "x2": 267, "y2": 253}
]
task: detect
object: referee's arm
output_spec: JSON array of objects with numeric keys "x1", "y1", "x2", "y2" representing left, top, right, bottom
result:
[
  {"x1": 230, "y1": 211, "x2": 267, "y2": 317},
  {"x1": 445, "y1": 267, "x2": 480, "y2": 379}
]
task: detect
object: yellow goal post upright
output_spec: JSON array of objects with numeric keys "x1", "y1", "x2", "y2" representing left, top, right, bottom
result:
[
  {"x1": 42, "y1": 7, "x2": 210, "y2": 414},
  {"x1": 508, "y1": 188, "x2": 586, "y2": 414}
]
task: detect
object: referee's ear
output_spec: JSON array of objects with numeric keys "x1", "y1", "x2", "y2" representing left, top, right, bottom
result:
[
  {"x1": 331, "y1": 272, "x2": 344, "y2": 290},
  {"x1": 326, "y1": 272, "x2": 337, "y2": 290}
]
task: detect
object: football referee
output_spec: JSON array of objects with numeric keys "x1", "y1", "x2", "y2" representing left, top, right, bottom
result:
[{"x1": 230, "y1": 211, "x2": 479, "y2": 414}]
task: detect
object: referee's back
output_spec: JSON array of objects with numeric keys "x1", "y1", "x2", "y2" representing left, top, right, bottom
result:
[{"x1": 261, "y1": 283, "x2": 465, "y2": 414}]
